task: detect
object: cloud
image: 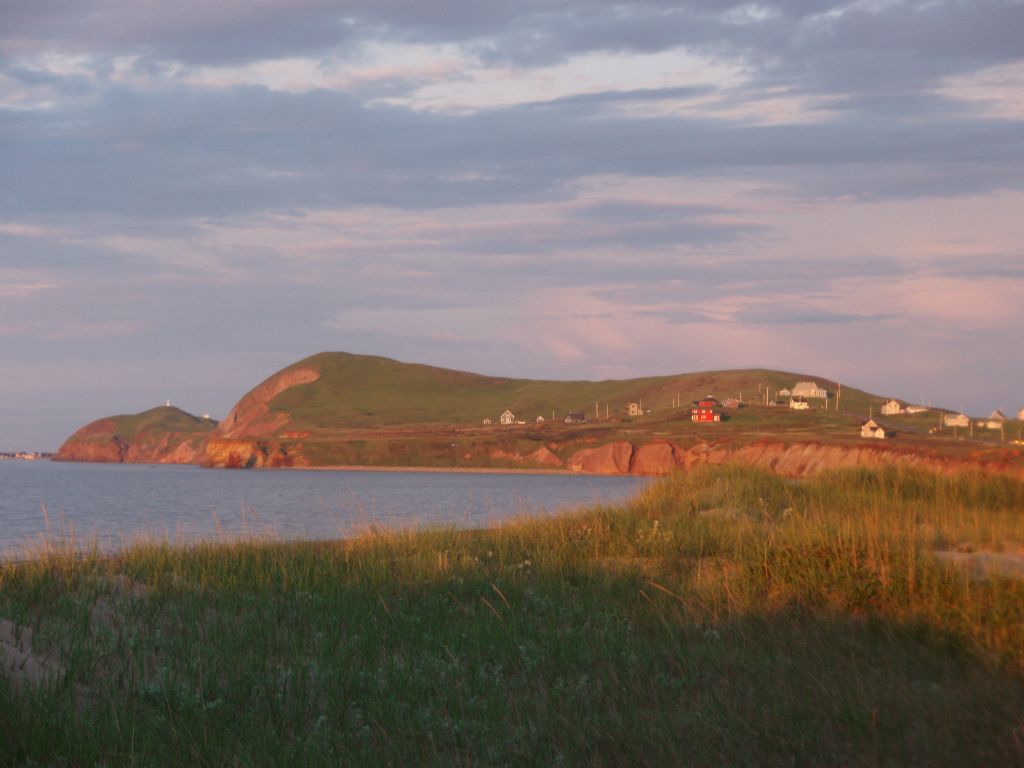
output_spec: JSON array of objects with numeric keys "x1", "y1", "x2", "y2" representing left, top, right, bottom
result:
[
  {"x1": 4, "y1": 77, "x2": 1022, "y2": 230},
  {"x1": 0, "y1": 269, "x2": 61, "y2": 298}
]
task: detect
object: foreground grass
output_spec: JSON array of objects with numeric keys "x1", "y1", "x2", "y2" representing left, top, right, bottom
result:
[{"x1": 2, "y1": 465, "x2": 1024, "y2": 766}]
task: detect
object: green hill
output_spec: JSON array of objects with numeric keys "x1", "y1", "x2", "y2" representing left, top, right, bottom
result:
[
  {"x1": 264, "y1": 351, "x2": 880, "y2": 429},
  {"x1": 100, "y1": 406, "x2": 216, "y2": 439}
]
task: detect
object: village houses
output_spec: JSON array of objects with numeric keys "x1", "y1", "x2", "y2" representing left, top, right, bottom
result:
[
  {"x1": 881, "y1": 399, "x2": 903, "y2": 416},
  {"x1": 984, "y1": 410, "x2": 1007, "y2": 430},
  {"x1": 860, "y1": 418, "x2": 891, "y2": 439},
  {"x1": 499, "y1": 409, "x2": 516, "y2": 425},
  {"x1": 691, "y1": 396, "x2": 721, "y2": 423},
  {"x1": 779, "y1": 381, "x2": 829, "y2": 400}
]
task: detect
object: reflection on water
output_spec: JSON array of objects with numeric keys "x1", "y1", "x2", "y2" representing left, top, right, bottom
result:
[{"x1": 0, "y1": 461, "x2": 647, "y2": 558}]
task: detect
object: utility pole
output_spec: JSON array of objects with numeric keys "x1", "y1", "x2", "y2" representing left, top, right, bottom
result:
[{"x1": 595, "y1": 401, "x2": 599, "y2": 420}]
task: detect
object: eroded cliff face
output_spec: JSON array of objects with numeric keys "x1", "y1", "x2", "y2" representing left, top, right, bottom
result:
[
  {"x1": 203, "y1": 426, "x2": 1024, "y2": 477},
  {"x1": 204, "y1": 366, "x2": 320, "y2": 468},
  {"x1": 566, "y1": 439, "x2": 1024, "y2": 479},
  {"x1": 214, "y1": 366, "x2": 320, "y2": 440},
  {"x1": 203, "y1": 438, "x2": 309, "y2": 469},
  {"x1": 568, "y1": 442, "x2": 635, "y2": 474}
]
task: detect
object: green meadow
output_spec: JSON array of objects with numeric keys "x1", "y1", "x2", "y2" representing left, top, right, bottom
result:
[
  {"x1": 267, "y1": 352, "x2": 883, "y2": 429},
  {"x1": 3, "y1": 465, "x2": 1024, "y2": 766}
]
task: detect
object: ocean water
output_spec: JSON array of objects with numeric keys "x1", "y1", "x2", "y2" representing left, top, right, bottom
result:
[{"x1": 0, "y1": 460, "x2": 647, "y2": 558}]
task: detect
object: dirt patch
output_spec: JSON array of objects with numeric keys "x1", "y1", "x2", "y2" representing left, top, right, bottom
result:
[
  {"x1": 934, "y1": 548, "x2": 1024, "y2": 581},
  {"x1": 0, "y1": 618, "x2": 63, "y2": 690},
  {"x1": 527, "y1": 446, "x2": 564, "y2": 468},
  {"x1": 2, "y1": 574, "x2": 150, "y2": 692},
  {"x1": 596, "y1": 556, "x2": 660, "y2": 576}
]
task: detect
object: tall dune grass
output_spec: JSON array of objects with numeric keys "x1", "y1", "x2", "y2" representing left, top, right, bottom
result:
[{"x1": 1, "y1": 465, "x2": 1023, "y2": 766}]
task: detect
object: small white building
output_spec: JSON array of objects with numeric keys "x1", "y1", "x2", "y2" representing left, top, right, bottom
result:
[
  {"x1": 789, "y1": 399, "x2": 810, "y2": 410},
  {"x1": 627, "y1": 402, "x2": 642, "y2": 417},
  {"x1": 1018, "y1": 407, "x2": 1024, "y2": 421},
  {"x1": 881, "y1": 399, "x2": 903, "y2": 416},
  {"x1": 905, "y1": 405, "x2": 929, "y2": 414},
  {"x1": 499, "y1": 409, "x2": 516, "y2": 425},
  {"x1": 535, "y1": 415, "x2": 545, "y2": 423},
  {"x1": 482, "y1": 418, "x2": 492, "y2": 425},
  {"x1": 861, "y1": 418, "x2": 891, "y2": 439},
  {"x1": 944, "y1": 413, "x2": 969, "y2": 428}
]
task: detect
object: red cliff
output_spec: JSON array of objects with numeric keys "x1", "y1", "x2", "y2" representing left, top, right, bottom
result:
[{"x1": 55, "y1": 406, "x2": 217, "y2": 465}]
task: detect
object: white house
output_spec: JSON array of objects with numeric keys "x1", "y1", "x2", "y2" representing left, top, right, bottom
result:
[
  {"x1": 881, "y1": 399, "x2": 903, "y2": 416},
  {"x1": 499, "y1": 409, "x2": 516, "y2": 425},
  {"x1": 985, "y1": 410, "x2": 1007, "y2": 429},
  {"x1": 944, "y1": 413, "x2": 969, "y2": 428},
  {"x1": 861, "y1": 418, "x2": 891, "y2": 439},
  {"x1": 790, "y1": 381, "x2": 828, "y2": 399},
  {"x1": 627, "y1": 402, "x2": 642, "y2": 417},
  {"x1": 535, "y1": 415, "x2": 545, "y2": 423},
  {"x1": 1018, "y1": 407, "x2": 1024, "y2": 421}
]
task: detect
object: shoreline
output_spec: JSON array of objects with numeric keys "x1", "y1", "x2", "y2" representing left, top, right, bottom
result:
[
  {"x1": 282, "y1": 463, "x2": 582, "y2": 476},
  {"x1": 46, "y1": 459, "x2": 591, "y2": 476}
]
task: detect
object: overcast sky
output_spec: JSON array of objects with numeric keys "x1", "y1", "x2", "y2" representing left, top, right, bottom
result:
[{"x1": 2, "y1": 0, "x2": 1023, "y2": 449}]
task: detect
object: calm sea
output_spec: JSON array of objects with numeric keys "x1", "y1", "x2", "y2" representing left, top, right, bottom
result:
[{"x1": 0, "y1": 461, "x2": 647, "y2": 558}]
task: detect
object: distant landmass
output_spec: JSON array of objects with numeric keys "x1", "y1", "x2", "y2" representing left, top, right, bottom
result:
[
  {"x1": 55, "y1": 351, "x2": 1024, "y2": 477},
  {"x1": 55, "y1": 406, "x2": 218, "y2": 464}
]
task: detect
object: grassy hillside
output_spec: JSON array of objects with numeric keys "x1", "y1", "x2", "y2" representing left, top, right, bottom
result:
[
  {"x1": 3, "y1": 465, "x2": 1024, "y2": 765},
  {"x1": 102, "y1": 406, "x2": 217, "y2": 440},
  {"x1": 268, "y1": 352, "x2": 887, "y2": 430},
  {"x1": 65, "y1": 406, "x2": 217, "y2": 443}
]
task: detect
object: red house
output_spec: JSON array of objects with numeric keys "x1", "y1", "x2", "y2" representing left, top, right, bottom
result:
[{"x1": 690, "y1": 396, "x2": 721, "y2": 423}]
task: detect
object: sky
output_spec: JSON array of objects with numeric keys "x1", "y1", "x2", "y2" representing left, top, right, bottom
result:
[{"x1": 2, "y1": 0, "x2": 1023, "y2": 450}]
